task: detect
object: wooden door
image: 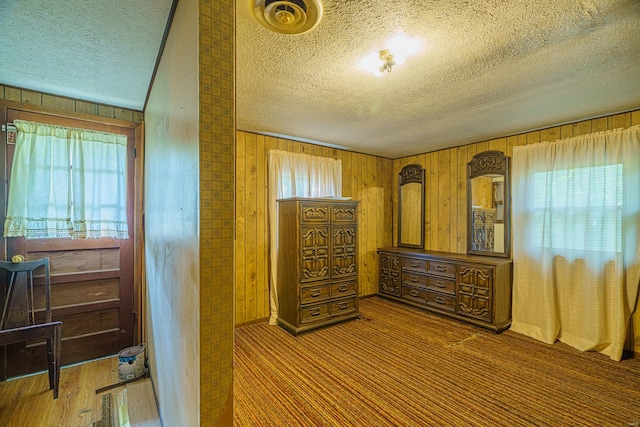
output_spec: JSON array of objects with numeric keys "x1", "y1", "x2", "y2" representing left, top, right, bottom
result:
[{"x1": 1, "y1": 106, "x2": 137, "y2": 378}]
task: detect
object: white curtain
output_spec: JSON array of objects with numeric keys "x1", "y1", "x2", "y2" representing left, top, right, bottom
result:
[
  {"x1": 511, "y1": 126, "x2": 640, "y2": 360},
  {"x1": 4, "y1": 120, "x2": 129, "y2": 239},
  {"x1": 268, "y1": 150, "x2": 342, "y2": 325}
]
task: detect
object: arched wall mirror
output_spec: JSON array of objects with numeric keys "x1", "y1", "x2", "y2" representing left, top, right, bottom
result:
[
  {"x1": 398, "y1": 164, "x2": 425, "y2": 249},
  {"x1": 467, "y1": 151, "x2": 511, "y2": 258}
]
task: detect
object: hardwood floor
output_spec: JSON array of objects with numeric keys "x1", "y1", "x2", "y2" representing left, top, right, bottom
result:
[{"x1": 0, "y1": 356, "x2": 160, "y2": 427}]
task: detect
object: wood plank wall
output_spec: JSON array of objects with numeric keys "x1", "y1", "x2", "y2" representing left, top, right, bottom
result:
[
  {"x1": 392, "y1": 109, "x2": 640, "y2": 254},
  {"x1": 235, "y1": 131, "x2": 394, "y2": 324},
  {"x1": 0, "y1": 85, "x2": 144, "y2": 124},
  {"x1": 236, "y1": 109, "x2": 640, "y2": 327}
]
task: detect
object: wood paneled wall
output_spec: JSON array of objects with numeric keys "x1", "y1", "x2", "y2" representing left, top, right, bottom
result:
[
  {"x1": 0, "y1": 85, "x2": 143, "y2": 123},
  {"x1": 235, "y1": 131, "x2": 394, "y2": 324},
  {"x1": 236, "y1": 109, "x2": 640, "y2": 339},
  {"x1": 392, "y1": 109, "x2": 640, "y2": 254}
]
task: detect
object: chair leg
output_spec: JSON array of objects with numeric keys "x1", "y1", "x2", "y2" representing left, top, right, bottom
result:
[
  {"x1": 45, "y1": 324, "x2": 62, "y2": 399},
  {"x1": 46, "y1": 335, "x2": 54, "y2": 391},
  {"x1": 52, "y1": 324, "x2": 61, "y2": 399}
]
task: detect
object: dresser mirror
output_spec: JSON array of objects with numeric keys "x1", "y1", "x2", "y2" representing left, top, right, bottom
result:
[
  {"x1": 398, "y1": 164, "x2": 425, "y2": 249},
  {"x1": 467, "y1": 151, "x2": 510, "y2": 258}
]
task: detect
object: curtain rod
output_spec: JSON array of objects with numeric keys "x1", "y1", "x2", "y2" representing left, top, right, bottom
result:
[{"x1": 2, "y1": 123, "x2": 17, "y2": 133}]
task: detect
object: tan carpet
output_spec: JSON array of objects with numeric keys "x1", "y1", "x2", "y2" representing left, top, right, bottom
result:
[{"x1": 234, "y1": 297, "x2": 640, "y2": 426}]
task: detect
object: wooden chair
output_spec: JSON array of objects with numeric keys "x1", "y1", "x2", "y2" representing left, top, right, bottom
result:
[{"x1": 0, "y1": 257, "x2": 62, "y2": 399}]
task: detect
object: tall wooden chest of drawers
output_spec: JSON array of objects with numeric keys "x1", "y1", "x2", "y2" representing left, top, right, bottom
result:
[
  {"x1": 276, "y1": 198, "x2": 360, "y2": 335},
  {"x1": 378, "y1": 247, "x2": 512, "y2": 332}
]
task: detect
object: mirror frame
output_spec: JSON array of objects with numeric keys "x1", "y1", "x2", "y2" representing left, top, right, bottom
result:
[
  {"x1": 467, "y1": 151, "x2": 511, "y2": 258},
  {"x1": 398, "y1": 164, "x2": 425, "y2": 249}
]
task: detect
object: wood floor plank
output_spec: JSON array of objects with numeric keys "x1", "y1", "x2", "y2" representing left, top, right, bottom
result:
[
  {"x1": 7, "y1": 373, "x2": 51, "y2": 426},
  {"x1": 123, "y1": 379, "x2": 161, "y2": 427},
  {"x1": 0, "y1": 357, "x2": 159, "y2": 427}
]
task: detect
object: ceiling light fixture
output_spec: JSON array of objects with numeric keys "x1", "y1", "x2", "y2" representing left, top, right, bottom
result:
[
  {"x1": 378, "y1": 49, "x2": 395, "y2": 74},
  {"x1": 359, "y1": 32, "x2": 423, "y2": 77}
]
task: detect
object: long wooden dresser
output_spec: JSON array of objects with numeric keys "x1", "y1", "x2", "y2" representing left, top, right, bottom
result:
[
  {"x1": 276, "y1": 198, "x2": 360, "y2": 335},
  {"x1": 378, "y1": 247, "x2": 513, "y2": 332}
]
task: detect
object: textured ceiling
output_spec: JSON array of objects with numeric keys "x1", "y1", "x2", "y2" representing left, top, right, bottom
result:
[
  {"x1": 1, "y1": 1, "x2": 638, "y2": 159},
  {"x1": 0, "y1": 0, "x2": 173, "y2": 110},
  {"x1": 237, "y1": 0, "x2": 640, "y2": 158}
]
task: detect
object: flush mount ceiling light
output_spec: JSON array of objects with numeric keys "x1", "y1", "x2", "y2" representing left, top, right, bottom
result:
[
  {"x1": 250, "y1": 0, "x2": 323, "y2": 35},
  {"x1": 378, "y1": 49, "x2": 395, "y2": 74},
  {"x1": 359, "y1": 33, "x2": 423, "y2": 76}
]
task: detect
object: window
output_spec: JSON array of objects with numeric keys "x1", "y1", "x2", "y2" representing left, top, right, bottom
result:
[
  {"x1": 510, "y1": 125, "x2": 640, "y2": 361},
  {"x1": 4, "y1": 120, "x2": 129, "y2": 239},
  {"x1": 267, "y1": 149, "x2": 342, "y2": 325},
  {"x1": 531, "y1": 164, "x2": 622, "y2": 253}
]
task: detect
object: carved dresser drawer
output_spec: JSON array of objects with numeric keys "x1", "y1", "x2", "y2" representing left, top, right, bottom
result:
[
  {"x1": 427, "y1": 277, "x2": 455, "y2": 295},
  {"x1": 301, "y1": 284, "x2": 331, "y2": 305},
  {"x1": 301, "y1": 303, "x2": 330, "y2": 324},
  {"x1": 332, "y1": 205, "x2": 357, "y2": 223},
  {"x1": 300, "y1": 203, "x2": 329, "y2": 224},
  {"x1": 403, "y1": 257, "x2": 427, "y2": 273},
  {"x1": 331, "y1": 280, "x2": 357, "y2": 298},
  {"x1": 427, "y1": 260, "x2": 455, "y2": 278},
  {"x1": 426, "y1": 291, "x2": 455, "y2": 312},
  {"x1": 402, "y1": 272, "x2": 427, "y2": 289},
  {"x1": 331, "y1": 297, "x2": 357, "y2": 317},
  {"x1": 402, "y1": 285, "x2": 427, "y2": 306}
]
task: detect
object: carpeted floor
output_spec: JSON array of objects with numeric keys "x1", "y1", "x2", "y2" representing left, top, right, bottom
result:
[{"x1": 234, "y1": 297, "x2": 640, "y2": 426}]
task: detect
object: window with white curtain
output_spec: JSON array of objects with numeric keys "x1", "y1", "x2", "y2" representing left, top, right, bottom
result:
[
  {"x1": 510, "y1": 126, "x2": 640, "y2": 361},
  {"x1": 531, "y1": 164, "x2": 623, "y2": 253},
  {"x1": 3, "y1": 119, "x2": 129, "y2": 239},
  {"x1": 267, "y1": 149, "x2": 342, "y2": 325}
]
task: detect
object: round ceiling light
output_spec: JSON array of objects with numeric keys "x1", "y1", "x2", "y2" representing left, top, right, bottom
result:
[{"x1": 250, "y1": 0, "x2": 323, "y2": 35}]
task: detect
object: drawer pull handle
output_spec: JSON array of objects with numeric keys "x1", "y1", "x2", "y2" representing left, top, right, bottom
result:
[
  {"x1": 435, "y1": 281, "x2": 446, "y2": 288},
  {"x1": 410, "y1": 276, "x2": 419, "y2": 282},
  {"x1": 338, "y1": 285, "x2": 348, "y2": 292},
  {"x1": 410, "y1": 290, "x2": 419, "y2": 297},
  {"x1": 410, "y1": 261, "x2": 420, "y2": 267},
  {"x1": 310, "y1": 308, "x2": 321, "y2": 316},
  {"x1": 435, "y1": 296, "x2": 446, "y2": 304},
  {"x1": 310, "y1": 290, "x2": 321, "y2": 297},
  {"x1": 338, "y1": 302, "x2": 348, "y2": 310},
  {"x1": 435, "y1": 265, "x2": 447, "y2": 272}
]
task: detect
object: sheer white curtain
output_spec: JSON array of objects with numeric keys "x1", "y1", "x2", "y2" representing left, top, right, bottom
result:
[
  {"x1": 511, "y1": 126, "x2": 640, "y2": 360},
  {"x1": 268, "y1": 150, "x2": 342, "y2": 325},
  {"x1": 4, "y1": 120, "x2": 129, "y2": 239}
]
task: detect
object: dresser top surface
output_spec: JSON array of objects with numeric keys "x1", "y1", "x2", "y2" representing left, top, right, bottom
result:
[
  {"x1": 378, "y1": 247, "x2": 512, "y2": 265},
  {"x1": 277, "y1": 197, "x2": 357, "y2": 203}
]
